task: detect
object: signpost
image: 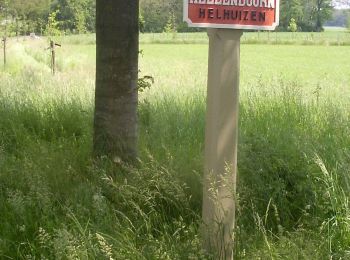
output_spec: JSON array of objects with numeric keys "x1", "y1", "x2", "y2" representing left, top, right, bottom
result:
[{"x1": 184, "y1": 1, "x2": 279, "y2": 259}]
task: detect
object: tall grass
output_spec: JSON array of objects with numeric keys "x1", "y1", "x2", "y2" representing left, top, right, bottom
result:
[
  {"x1": 140, "y1": 31, "x2": 350, "y2": 45},
  {"x1": 47, "y1": 31, "x2": 350, "y2": 46},
  {"x1": 0, "y1": 40, "x2": 350, "y2": 258}
]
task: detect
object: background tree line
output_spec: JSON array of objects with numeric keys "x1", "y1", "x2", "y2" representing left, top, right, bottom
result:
[
  {"x1": 325, "y1": 8, "x2": 350, "y2": 27},
  {"x1": 0, "y1": 0, "x2": 349, "y2": 36},
  {"x1": 140, "y1": 0, "x2": 350, "y2": 33},
  {"x1": 280, "y1": 0, "x2": 349, "y2": 31},
  {"x1": 0, "y1": 0, "x2": 95, "y2": 36}
]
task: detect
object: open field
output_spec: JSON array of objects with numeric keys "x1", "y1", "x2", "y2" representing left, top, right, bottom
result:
[
  {"x1": 3, "y1": 36, "x2": 350, "y2": 101},
  {"x1": 140, "y1": 31, "x2": 350, "y2": 45},
  {"x1": 1, "y1": 35, "x2": 350, "y2": 258},
  {"x1": 50, "y1": 30, "x2": 350, "y2": 46},
  {"x1": 324, "y1": 26, "x2": 348, "y2": 32}
]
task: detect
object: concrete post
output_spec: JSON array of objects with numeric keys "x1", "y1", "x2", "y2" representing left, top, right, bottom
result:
[{"x1": 202, "y1": 29, "x2": 242, "y2": 260}]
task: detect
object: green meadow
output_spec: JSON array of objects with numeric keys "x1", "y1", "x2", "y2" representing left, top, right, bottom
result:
[
  {"x1": 58, "y1": 30, "x2": 350, "y2": 45},
  {"x1": 1, "y1": 34, "x2": 350, "y2": 259}
]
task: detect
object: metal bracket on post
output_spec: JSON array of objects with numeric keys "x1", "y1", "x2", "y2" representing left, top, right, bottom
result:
[{"x1": 202, "y1": 28, "x2": 243, "y2": 260}]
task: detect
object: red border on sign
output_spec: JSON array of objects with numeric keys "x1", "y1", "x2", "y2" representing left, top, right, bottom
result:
[{"x1": 183, "y1": 0, "x2": 279, "y2": 30}]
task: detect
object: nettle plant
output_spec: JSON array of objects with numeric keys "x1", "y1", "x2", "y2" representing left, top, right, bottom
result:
[
  {"x1": 138, "y1": 74, "x2": 154, "y2": 92},
  {"x1": 164, "y1": 11, "x2": 177, "y2": 39},
  {"x1": 138, "y1": 50, "x2": 154, "y2": 93},
  {"x1": 288, "y1": 18, "x2": 298, "y2": 39}
]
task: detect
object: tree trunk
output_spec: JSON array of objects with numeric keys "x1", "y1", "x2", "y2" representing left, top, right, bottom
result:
[
  {"x1": 94, "y1": 0, "x2": 139, "y2": 161},
  {"x1": 16, "y1": 17, "x2": 19, "y2": 39},
  {"x1": 316, "y1": 0, "x2": 323, "y2": 32}
]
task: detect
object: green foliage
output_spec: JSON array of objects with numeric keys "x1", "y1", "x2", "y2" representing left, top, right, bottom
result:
[
  {"x1": 280, "y1": 0, "x2": 302, "y2": 30},
  {"x1": 314, "y1": 0, "x2": 333, "y2": 32},
  {"x1": 326, "y1": 9, "x2": 349, "y2": 27},
  {"x1": 279, "y1": 0, "x2": 333, "y2": 31},
  {"x1": 51, "y1": 0, "x2": 95, "y2": 34},
  {"x1": 164, "y1": 12, "x2": 176, "y2": 33},
  {"x1": 45, "y1": 10, "x2": 61, "y2": 37},
  {"x1": 288, "y1": 18, "x2": 298, "y2": 32},
  {"x1": 139, "y1": 0, "x2": 185, "y2": 33},
  {"x1": 164, "y1": 11, "x2": 177, "y2": 39},
  {"x1": 6, "y1": 0, "x2": 50, "y2": 34},
  {"x1": 0, "y1": 71, "x2": 203, "y2": 258},
  {"x1": 1, "y1": 0, "x2": 338, "y2": 34},
  {"x1": 1, "y1": 38, "x2": 350, "y2": 258},
  {"x1": 138, "y1": 75, "x2": 154, "y2": 92},
  {"x1": 137, "y1": 31, "x2": 350, "y2": 46},
  {"x1": 66, "y1": 0, "x2": 88, "y2": 33},
  {"x1": 0, "y1": 0, "x2": 95, "y2": 35}
]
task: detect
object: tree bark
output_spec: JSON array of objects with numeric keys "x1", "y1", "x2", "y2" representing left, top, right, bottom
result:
[{"x1": 94, "y1": 0, "x2": 139, "y2": 161}]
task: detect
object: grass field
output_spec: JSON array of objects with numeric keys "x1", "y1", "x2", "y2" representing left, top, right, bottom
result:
[
  {"x1": 141, "y1": 31, "x2": 350, "y2": 45},
  {"x1": 1, "y1": 35, "x2": 350, "y2": 259},
  {"x1": 54, "y1": 30, "x2": 350, "y2": 46}
]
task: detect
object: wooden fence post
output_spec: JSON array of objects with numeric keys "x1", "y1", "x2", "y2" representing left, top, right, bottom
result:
[
  {"x1": 49, "y1": 40, "x2": 61, "y2": 75},
  {"x1": 2, "y1": 37, "x2": 6, "y2": 67},
  {"x1": 50, "y1": 40, "x2": 55, "y2": 75}
]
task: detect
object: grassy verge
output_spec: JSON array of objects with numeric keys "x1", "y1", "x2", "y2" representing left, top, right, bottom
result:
[{"x1": 0, "y1": 40, "x2": 350, "y2": 259}]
